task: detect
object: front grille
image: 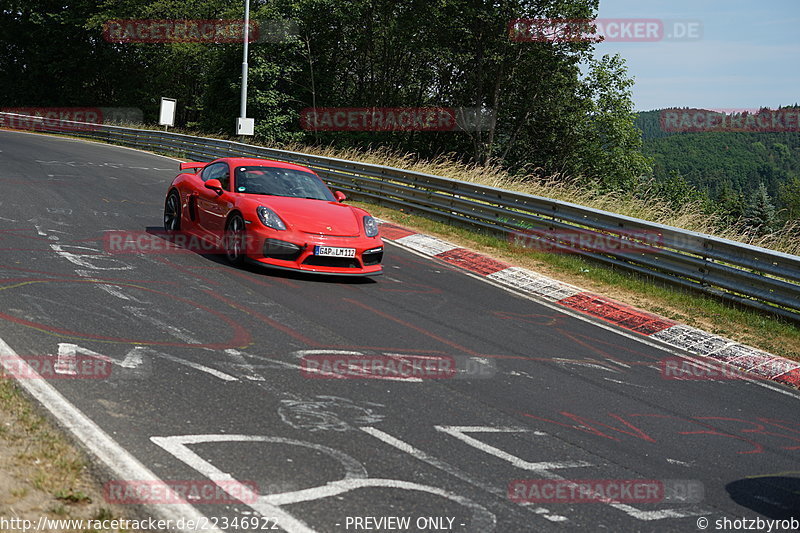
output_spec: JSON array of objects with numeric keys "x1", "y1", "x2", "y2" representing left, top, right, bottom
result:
[
  {"x1": 362, "y1": 249, "x2": 383, "y2": 266},
  {"x1": 263, "y1": 239, "x2": 302, "y2": 261},
  {"x1": 302, "y1": 256, "x2": 361, "y2": 269}
]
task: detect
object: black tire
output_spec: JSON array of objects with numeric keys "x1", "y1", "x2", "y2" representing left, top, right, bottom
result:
[
  {"x1": 164, "y1": 191, "x2": 181, "y2": 232},
  {"x1": 224, "y1": 214, "x2": 246, "y2": 266}
]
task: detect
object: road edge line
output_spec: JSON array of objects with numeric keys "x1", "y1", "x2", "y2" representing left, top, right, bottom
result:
[{"x1": 0, "y1": 336, "x2": 223, "y2": 532}]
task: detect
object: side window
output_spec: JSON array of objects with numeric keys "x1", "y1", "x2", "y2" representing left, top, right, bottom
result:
[
  {"x1": 200, "y1": 163, "x2": 231, "y2": 191},
  {"x1": 200, "y1": 163, "x2": 221, "y2": 182},
  {"x1": 216, "y1": 164, "x2": 231, "y2": 191}
]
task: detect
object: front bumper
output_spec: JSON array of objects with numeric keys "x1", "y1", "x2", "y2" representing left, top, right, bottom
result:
[{"x1": 246, "y1": 231, "x2": 383, "y2": 276}]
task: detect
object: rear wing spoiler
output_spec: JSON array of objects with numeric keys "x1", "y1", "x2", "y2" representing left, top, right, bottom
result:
[{"x1": 179, "y1": 161, "x2": 207, "y2": 173}]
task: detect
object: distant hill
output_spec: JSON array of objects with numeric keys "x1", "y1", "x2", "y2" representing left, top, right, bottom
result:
[{"x1": 635, "y1": 108, "x2": 800, "y2": 209}]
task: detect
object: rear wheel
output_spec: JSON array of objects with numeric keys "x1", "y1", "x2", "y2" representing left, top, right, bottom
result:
[
  {"x1": 225, "y1": 214, "x2": 246, "y2": 266},
  {"x1": 164, "y1": 191, "x2": 181, "y2": 232}
]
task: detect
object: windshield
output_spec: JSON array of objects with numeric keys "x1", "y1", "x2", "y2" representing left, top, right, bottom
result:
[{"x1": 233, "y1": 166, "x2": 335, "y2": 201}]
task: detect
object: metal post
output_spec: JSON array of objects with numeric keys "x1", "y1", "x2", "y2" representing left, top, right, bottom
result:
[{"x1": 240, "y1": 0, "x2": 250, "y2": 118}]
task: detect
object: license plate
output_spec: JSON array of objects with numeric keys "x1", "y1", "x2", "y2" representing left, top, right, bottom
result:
[{"x1": 314, "y1": 246, "x2": 356, "y2": 258}]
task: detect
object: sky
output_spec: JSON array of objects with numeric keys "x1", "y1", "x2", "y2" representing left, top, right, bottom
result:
[{"x1": 593, "y1": 0, "x2": 800, "y2": 111}]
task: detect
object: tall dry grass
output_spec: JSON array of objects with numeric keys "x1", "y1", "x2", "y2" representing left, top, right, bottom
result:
[{"x1": 278, "y1": 142, "x2": 800, "y2": 256}]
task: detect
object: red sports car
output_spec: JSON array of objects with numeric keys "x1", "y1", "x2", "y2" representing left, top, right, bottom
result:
[{"x1": 163, "y1": 157, "x2": 383, "y2": 276}]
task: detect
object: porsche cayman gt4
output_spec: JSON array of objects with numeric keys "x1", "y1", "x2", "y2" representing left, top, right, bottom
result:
[{"x1": 163, "y1": 157, "x2": 383, "y2": 276}]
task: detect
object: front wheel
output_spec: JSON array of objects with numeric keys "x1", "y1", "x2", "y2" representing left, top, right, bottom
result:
[
  {"x1": 224, "y1": 214, "x2": 246, "y2": 266},
  {"x1": 164, "y1": 191, "x2": 181, "y2": 232}
]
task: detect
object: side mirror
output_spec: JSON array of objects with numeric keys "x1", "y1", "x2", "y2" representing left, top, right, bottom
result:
[
  {"x1": 205, "y1": 179, "x2": 224, "y2": 195},
  {"x1": 334, "y1": 191, "x2": 347, "y2": 202}
]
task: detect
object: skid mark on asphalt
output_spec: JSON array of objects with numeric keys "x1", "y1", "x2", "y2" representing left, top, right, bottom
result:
[
  {"x1": 279, "y1": 396, "x2": 385, "y2": 431},
  {"x1": 343, "y1": 298, "x2": 482, "y2": 357},
  {"x1": 124, "y1": 306, "x2": 201, "y2": 344}
]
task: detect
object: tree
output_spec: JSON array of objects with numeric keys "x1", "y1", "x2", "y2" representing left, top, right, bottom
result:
[
  {"x1": 744, "y1": 182, "x2": 777, "y2": 235},
  {"x1": 718, "y1": 181, "x2": 745, "y2": 224},
  {"x1": 573, "y1": 53, "x2": 653, "y2": 190},
  {"x1": 779, "y1": 176, "x2": 800, "y2": 221}
]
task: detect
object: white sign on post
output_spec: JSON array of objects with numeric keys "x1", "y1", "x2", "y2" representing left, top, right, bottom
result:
[
  {"x1": 236, "y1": 117, "x2": 255, "y2": 136},
  {"x1": 159, "y1": 98, "x2": 176, "y2": 128}
]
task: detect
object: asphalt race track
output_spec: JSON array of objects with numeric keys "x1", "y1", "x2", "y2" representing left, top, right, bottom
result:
[{"x1": 0, "y1": 129, "x2": 798, "y2": 532}]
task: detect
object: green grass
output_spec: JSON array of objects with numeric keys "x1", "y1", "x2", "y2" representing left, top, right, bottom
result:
[{"x1": 0, "y1": 379, "x2": 140, "y2": 529}]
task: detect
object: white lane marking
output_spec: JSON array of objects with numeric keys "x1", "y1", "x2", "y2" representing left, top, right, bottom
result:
[
  {"x1": 34, "y1": 221, "x2": 138, "y2": 303},
  {"x1": 152, "y1": 435, "x2": 362, "y2": 533},
  {"x1": 158, "y1": 353, "x2": 239, "y2": 382},
  {"x1": 124, "y1": 306, "x2": 200, "y2": 344},
  {"x1": 437, "y1": 426, "x2": 708, "y2": 521},
  {"x1": 361, "y1": 427, "x2": 569, "y2": 523},
  {"x1": 96, "y1": 284, "x2": 133, "y2": 300},
  {"x1": 603, "y1": 377, "x2": 647, "y2": 389},
  {"x1": 152, "y1": 434, "x2": 495, "y2": 532},
  {"x1": 50, "y1": 243, "x2": 132, "y2": 271},
  {"x1": 666, "y1": 458, "x2": 693, "y2": 467},
  {"x1": 291, "y1": 349, "x2": 425, "y2": 382},
  {"x1": 551, "y1": 359, "x2": 619, "y2": 373},
  {"x1": 223, "y1": 349, "x2": 265, "y2": 381},
  {"x1": 57, "y1": 342, "x2": 233, "y2": 384},
  {"x1": 74, "y1": 270, "x2": 139, "y2": 302},
  {"x1": 0, "y1": 337, "x2": 222, "y2": 532},
  {"x1": 119, "y1": 346, "x2": 145, "y2": 369},
  {"x1": 56, "y1": 343, "x2": 115, "y2": 368},
  {"x1": 435, "y1": 426, "x2": 592, "y2": 471},
  {"x1": 55, "y1": 342, "x2": 80, "y2": 375},
  {"x1": 55, "y1": 343, "x2": 153, "y2": 380}
]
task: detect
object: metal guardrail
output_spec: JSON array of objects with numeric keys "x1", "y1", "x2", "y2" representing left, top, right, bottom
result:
[{"x1": 2, "y1": 112, "x2": 799, "y2": 322}]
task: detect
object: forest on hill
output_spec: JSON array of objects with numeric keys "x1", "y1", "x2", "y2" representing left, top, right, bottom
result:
[{"x1": 635, "y1": 109, "x2": 800, "y2": 227}]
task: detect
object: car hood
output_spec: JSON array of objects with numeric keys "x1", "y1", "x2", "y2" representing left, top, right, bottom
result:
[{"x1": 258, "y1": 196, "x2": 361, "y2": 236}]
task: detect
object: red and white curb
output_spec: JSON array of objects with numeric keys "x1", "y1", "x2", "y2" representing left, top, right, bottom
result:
[{"x1": 377, "y1": 221, "x2": 800, "y2": 390}]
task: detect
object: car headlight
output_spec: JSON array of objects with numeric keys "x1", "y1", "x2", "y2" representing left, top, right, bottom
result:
[
  {"x1": 363, "y1": 215, "x2": 379, "y2": 237},
  {"x1": 257, "y1": 206, "x2": 286, "y2": 231}
]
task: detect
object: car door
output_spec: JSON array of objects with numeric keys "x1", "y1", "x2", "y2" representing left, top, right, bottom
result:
[{"x1": 196, "y1": 162, "x2": 231, "y2": 238}]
